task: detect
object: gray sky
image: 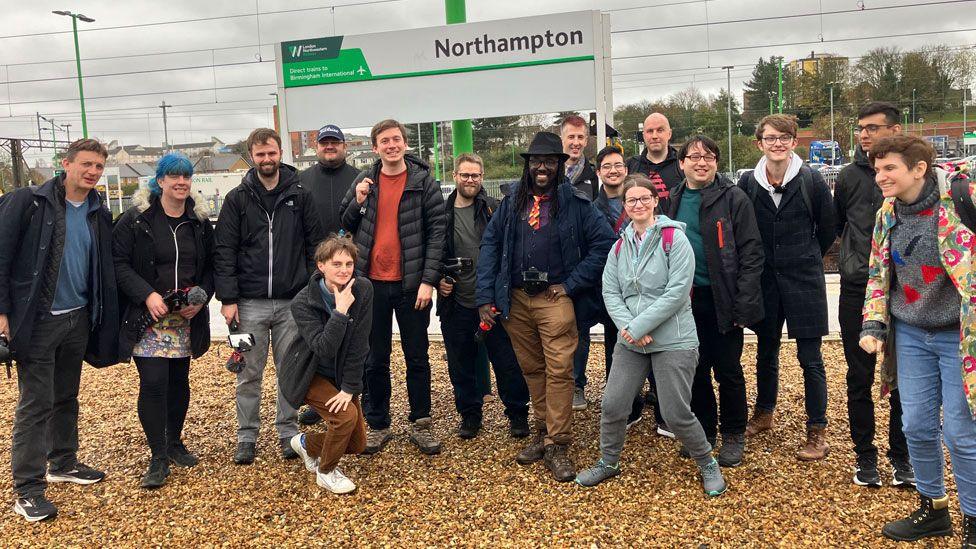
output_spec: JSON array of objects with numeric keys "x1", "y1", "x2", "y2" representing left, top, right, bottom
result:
[{"x1": 0, "y1": 0, "x2": 973, "y2": 165}]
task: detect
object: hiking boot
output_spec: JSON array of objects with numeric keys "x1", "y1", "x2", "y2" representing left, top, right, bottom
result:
[
  {"x1": 891, "y1": 456, "x2": 916, "y2": 488},
  {"x1": 46, "y1": 462, "x2": 105, "y2": 485},
  {"x1": 298, "y1": 406, "x2": 323, "y2": 426},
  {"x1": 140, "y1": 456, "x2": 170, "y2": 490},
  {"x1": 853, "y1": 456, "x2": 881, "y2": 488},
  {"x1": 408, "y1": 417, "x2": 442, "y2": 455},
  {"x1": 12, "y1": 495, "x2": 57, "y2": 522},
  {"x1": 280, "y1": 437, "x2": 299, "y2": 460},
  {"x1": 796, "y1": 426, "x2": 829, "y2": 461},
  {"x1": 516, "y1": 427, "x2": 547, "y2": 465},
  {"x1": 233, "y1": 442, "x2": 256, "y2": 465},
  {"x1": 362, "y1": 428, "x2": 393, "y2": 455},
  {"x1": 543, "y1": 444, "x2": 576, "y2": 482},
  {"x1": 167, "y1": 442, "x2": 199, "y2": 468},
  {"x1": 575, "y1": 458, "x2": 621, "y2": 487},
  {"x1": 699, "y1": 457, "x2": 727, "y2": 497},
  {"x1": 679, "y1": 437, "x2": 716, "y2": 459},
  {"x1": 572, "y1": 388, "x2": 587, "y2": 411},
  {"x1": 458, "y1": 416, "x2": 482, "y2": 440},
  {"x1": 509, "y1": 416, "x2": 530, "y2": 439},
  {"x1": 881, "y1": 493, "x2": 953, "y2": 542},
  {"x1": 745, "y1": 409, "x2": 774, "y2": 437},
  {"x1": 963, "y1": 514, "x2": 976, "y2": 549},
  {"x1": 717, "y1": 432, "x2": 745, "y2": 467}
]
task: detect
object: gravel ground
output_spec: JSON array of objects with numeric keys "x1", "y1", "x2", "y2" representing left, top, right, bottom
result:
[{"x1": 0, "y1": 340, "x2": 962, "y2": 547}]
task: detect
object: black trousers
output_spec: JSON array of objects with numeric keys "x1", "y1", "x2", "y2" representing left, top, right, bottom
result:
[
  {"x1": 11, "y1": 308, "x2": 89, "y2": 498},
  {"x1": 134, "y1": 356, "x2": 191, "y2": 457},
  {"x1": 441, "y1": 304, "x2": 529, "y2": 422},
  {"x1": 689, "y1": 286, "x2": 748, "y2": 440},
  {"x1": 364, "y1": 280, "x2": 432, "y2": 430},
  {"x1": 839, "y1": 281, "x2": 908, "y2": 462}
]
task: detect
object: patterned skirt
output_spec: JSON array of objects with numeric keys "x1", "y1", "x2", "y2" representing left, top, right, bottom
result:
[{"x1": 132, "y1": 312, "x2": 191, "y2": 359}]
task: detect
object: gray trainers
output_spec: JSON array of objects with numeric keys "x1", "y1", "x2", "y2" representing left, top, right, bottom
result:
[
  {"x1": 575, "y1": 459, "x2": 621, "y2": 487},
  {"x1": 699, "y1": 458, "x2": 727, "y2": 497},
  {"x1": 717, "y1": 432, "x2": 745, "y2": 467},
  {"x1": 572, "y1": 388, "x2": 587, "y2": 411},
  {"x1": 408, "y1": 417, "x2": 442, "y2": 455},
  {"x1": 362, "y1": 428, "x2": 393, "y2": 455}
]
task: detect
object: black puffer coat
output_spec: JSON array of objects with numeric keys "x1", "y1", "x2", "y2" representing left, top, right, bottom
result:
[{"x1": 834, "y1": 146, "x2": 884, "y2": 287}]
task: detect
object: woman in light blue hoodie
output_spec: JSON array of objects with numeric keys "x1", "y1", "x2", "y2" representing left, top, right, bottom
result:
[{"x1": 576, "y1": 175, "x2": 727, "y2": 496}]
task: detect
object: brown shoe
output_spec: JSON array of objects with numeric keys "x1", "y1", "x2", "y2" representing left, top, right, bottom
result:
[
  {"x1": 745, "y1": 409, "x2": 774, "y2": 437},
  {"x1": 515, "y1": 427, "x2": 547, "y2": 465},
  {"x1": 543, "y1": 444, "x2": 576, "y2": 482},
  {"x1": 796, "y1": 425, "x2": 829, "y2": 461}
]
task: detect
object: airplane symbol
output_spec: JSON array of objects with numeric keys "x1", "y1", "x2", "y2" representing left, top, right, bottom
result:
[{"x1": 357, "y1": 66, "x2": 366, "y2": 76}]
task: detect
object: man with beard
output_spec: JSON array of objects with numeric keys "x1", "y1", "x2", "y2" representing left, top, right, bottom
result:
[
  {"x1": 214, "y1": 128, "x2": 323, "y2": 465},
  {"x1": 476, "y1": 132, "x2": 614, "y2": 482},
  {"x1": 436, "y1": 153, "x2": 530, "y2": 440},
  {"x1": 561, "y1": 115, "x2": 599, "y2": 201},
  {"x1": 626, "y1": 113, "x2": 683, "y2": 213},
  {"x1": 297, "y1": 124, "x2": 361, "y2": 426}
]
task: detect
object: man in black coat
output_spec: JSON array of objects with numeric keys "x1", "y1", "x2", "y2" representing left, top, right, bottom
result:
[
  {"x1": 626, "y1": 112, "x2": 683, "y2": 214},
  {"x1": 737, "y1": 115, "x2": 835, "y2": 462},
  {"x1": 436, "y1": 153, "x2": 530, "y2": 440},
  {"x1": 213, "y1": 128, "x2": 323, "y2": 465},
  {"x1": 339, "y1": 119, "x2": 446, "y2": 456},
  {"x1": 834, "y1": 101, "x2": 911, "y2": 487},
  {"x1": 0, "y1": 139, "x2": 120, "y2": 522}
]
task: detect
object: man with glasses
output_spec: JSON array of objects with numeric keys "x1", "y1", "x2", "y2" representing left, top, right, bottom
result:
[
  {"x1": 476, "y1": 132, "x2": 614, "y2": 482},
  {"x1": 626, "y1": 113, "x2": 683, "y2": 213},
  {"x1": 668, "y1": 135, "x2": 764, "y2": 468},
  {"x1": 436, "y1": 153, "x2": 530, "y2": 440},
  {"x1": 738, "y1": 114, "x2": 836, "y2": 462},
  {"x1": 834, "y1": 101, "x2": 913, "y2": 487}
]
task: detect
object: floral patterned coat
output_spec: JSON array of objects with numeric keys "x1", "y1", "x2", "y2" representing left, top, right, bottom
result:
[{"x1": 862, "y1": 168, "x2": 976, "y2": 418}]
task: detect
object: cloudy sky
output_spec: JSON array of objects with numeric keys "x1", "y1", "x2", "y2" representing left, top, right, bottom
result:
[{"x1": 0, "y1": 0, "x2": 972, "y2": 165}]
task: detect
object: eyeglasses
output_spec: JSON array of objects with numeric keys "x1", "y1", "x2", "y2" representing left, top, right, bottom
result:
[
  {"x1": 761, "y1": 135, "x2": 795, "y2": 145},
  {"x1": 684, "y1": 154, "x2": 717, "y2": 163},
  {"x1": 456, "y1": 173, "x2": 482, "y2": 181},
  {"x1": 599, "y1": 162, "x2": 626, "y2": 171},
  {"x1": 624, "y1": 196, "x2": 655, "y2": 207},
  {"x1": 528, "y1": 158, "x2": 558, "y2": 168},
  {"x1": 855, "y1": 124, "x2": 894, "y2": 134}
]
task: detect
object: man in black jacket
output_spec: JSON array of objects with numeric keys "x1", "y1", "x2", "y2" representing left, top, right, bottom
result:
[
  {"x1": 737, "y1": 115, "x2": 836, "y2": 463},
  {"x1": 214, "y1": 128, "x2": 323, "y2": 465},
  {"x1": 0, "y1": 139, "x2": 120, "y2": 522},
  {"x1": 560, "y1": 115, "x2": 599, "y2": 201},
  {"x1": 436, "y1": 153, "x2": 530, "y2": 440},
  {"x1": 834, "y1": 101, "x2": 912, "y2": 487},
  {"x1": 297, "y1": 124, "x2": 362, "y2": 426},
  {"x1": 626, "y1": 113, "x2": 683, "y2": 214},
  {"x1": 339, "y1": 119, "x2": 446, "y2": 456},
  {"x1": 668, "y1": 135, "x2": 764, "y2": 468}
]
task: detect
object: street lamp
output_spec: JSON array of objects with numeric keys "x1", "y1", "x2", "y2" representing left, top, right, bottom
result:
[
  {"x1": 269, "y1": 92, "x2": 280, "y2": 132},
  {"x1": 911, "y1": 88, "x2": 917, "y2": 134},
  {"x1": 53, "y1": 10, "x2": 94, "y2": 139},
  {"x1": 828, "y1": 82, "x2": 837, "y2": 166},
  {"x1": 848, "y1": 117, "x2": 856, "y2": 159},
  {"x1": 736, "y1": 120, "x2": 743, "y2": 135},
  {"x1": 723, "y1": 65, "x2": 734, "y2": 174},
  {"x1": 902, "y1": 107, "x2": 910, "y2": 129}
]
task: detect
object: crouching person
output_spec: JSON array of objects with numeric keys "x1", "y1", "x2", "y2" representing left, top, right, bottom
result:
[
  {"x1": 576, "y1": 175, "x2": 726, "y2": 497},
  {"x1": 282, "y1": 235, "x2": 372, "y2": 494}
]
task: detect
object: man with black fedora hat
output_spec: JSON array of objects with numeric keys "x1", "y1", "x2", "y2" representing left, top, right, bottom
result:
[{"x1": 476, "y1": 131, "x2": 614, "y2": 482}]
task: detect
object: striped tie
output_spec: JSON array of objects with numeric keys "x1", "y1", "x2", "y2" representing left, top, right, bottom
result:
[{"x1": 528, "y1": 195, "x2": 549, "y2": 230}]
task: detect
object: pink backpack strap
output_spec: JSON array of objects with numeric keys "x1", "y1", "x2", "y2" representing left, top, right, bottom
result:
[
  {"x1": 613, "y1": 237, "x2": 623, "y2": 257},
  {"x1": 661, "y1": 226, "x2": 675, "y2": 255}
]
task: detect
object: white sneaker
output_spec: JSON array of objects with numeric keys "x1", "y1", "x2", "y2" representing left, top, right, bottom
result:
[
  {"x1": 290, "y1": 434, "x2": 318, "y2": 473},
  {"x1": 316, "y1": 467, "x2": 356, "y2": 494}
]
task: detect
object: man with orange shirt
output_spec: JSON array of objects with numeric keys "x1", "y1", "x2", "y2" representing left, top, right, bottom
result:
[{"x1": 339, "y1": 119, "x2": 446, "y2": 456}]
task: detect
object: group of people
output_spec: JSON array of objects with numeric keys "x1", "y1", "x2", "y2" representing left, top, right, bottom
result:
[{"x1": 0, "y1": 102, "x2": 973, "y2": 548}]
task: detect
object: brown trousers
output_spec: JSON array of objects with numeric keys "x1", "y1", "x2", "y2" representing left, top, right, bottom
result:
[
  {"x1": 502, "y1": 289, "x2": 578, "y2": 446},
  {"x1": 304, "y1": 376, "x2": 367, "y2": 473}
]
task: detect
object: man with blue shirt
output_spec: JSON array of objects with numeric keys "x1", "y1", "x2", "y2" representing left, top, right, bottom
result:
[{"x1": 0, "y1": 139, "x2": 120, "y2": 522}]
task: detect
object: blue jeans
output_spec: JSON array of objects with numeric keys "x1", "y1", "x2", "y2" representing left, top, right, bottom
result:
[{"x1": 895, "y1": 319, "x2": 976, "y2": 515}]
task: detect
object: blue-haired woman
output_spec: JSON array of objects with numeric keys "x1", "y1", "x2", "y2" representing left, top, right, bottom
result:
[{"x1": 113, "y1": 153, "x2": 215, "y2": 489}]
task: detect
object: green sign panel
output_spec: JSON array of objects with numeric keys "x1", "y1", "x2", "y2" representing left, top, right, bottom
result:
[{"x1": 281, "y1": 37, "x2": 373, "y2": 87}]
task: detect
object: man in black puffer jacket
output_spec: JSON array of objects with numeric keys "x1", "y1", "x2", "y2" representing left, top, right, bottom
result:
[
  {"x1": 339, "y1": 119, "x2": 446, "y2": 456},
  {"x1": 300, "y1": 124, "x2": 362, "y2": 237},
  {"x1": 214, "y1": 128, "x2": 324, "y2": 465}
]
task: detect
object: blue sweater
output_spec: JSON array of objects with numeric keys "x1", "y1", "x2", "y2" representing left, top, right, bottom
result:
[{"x1": 51, "y1": 198, "x2": 93, "y2": 312}]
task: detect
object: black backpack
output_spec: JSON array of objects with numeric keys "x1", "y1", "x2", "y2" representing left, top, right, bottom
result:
[{"x1": 950, "y1": 175, "x2": 976, "y2": 232}]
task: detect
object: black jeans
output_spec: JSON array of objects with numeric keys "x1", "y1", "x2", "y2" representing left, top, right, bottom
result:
[
  {"x1": 441, "y1": 304, "x2": 529, "y2": 422},
  {"x1": 755, "y1": 301, "x2": 829, "y2": 427},
  {"x1": 364, "y1": 280, "x2": 433, "y2": 430},
  {"x1": 134, "y1": 356, "x2": 191, "y2": 458},
  {"x1": 689, "y1": 286, "x2": 748, "y2": 440},
  {"x1": 839, "y1": 281, "x2": 908, "y2": 462},
  {"x1": 11, "y1": 308, "x2": 89, "y2": 498}
]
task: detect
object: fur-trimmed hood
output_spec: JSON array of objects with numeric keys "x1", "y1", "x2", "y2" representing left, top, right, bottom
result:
[{"x1": 132, "y1": 187, "x2": 210, "y2": 221}]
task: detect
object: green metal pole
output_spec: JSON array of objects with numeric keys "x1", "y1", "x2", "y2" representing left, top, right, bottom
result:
[
  {"x1": 432, "y1": 122, "x2": 441, "y2": 182},
  {"x1": 777, "y1": 58, "x2": 783, "y2": 114},
  {"x1": 446, "y1": 0, "x2": 473, "y2": 154},
  {"x1": 71, "y1": 16, "x2": 88, "y2": 138}
]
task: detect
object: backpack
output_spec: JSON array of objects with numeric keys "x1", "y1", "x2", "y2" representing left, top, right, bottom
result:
[
  {"x1": 950, "y1": 174, "x2": 976, "y2": 233},
  {"x1": 742, "y1": 168, "x2": 819, "y2": 236},
  {"x1": 613, "y1": 226, "x2": 675, "y2": 259}
]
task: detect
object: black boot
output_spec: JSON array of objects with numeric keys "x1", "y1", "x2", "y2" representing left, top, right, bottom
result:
[
  {"x1": 882, "y1": 493, "x2": 953, "y2": 542},
  {"x1": 140, "y1": 456, "x2": 170, "y2": 489},
  {"x1": 963, "y1": 514, "x2": 976, "y2": 549}
]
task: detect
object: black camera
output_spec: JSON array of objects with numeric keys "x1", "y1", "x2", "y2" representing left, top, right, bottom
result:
[
  {"x1": 441, "y1": 257, "x2": 474, "y2": 285},
  {"x1": 129, "y1": 286, "x2": 208, "y2": 339},
  {"x1": 521, "y1": 267, "x2": 550, "y2": 296},
  {"x1": 225, "y1": 320, "x2": 255, "y2": 374},
  {"x1": 0, "y1": 334, "x2": 12, "y2": 379}
]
